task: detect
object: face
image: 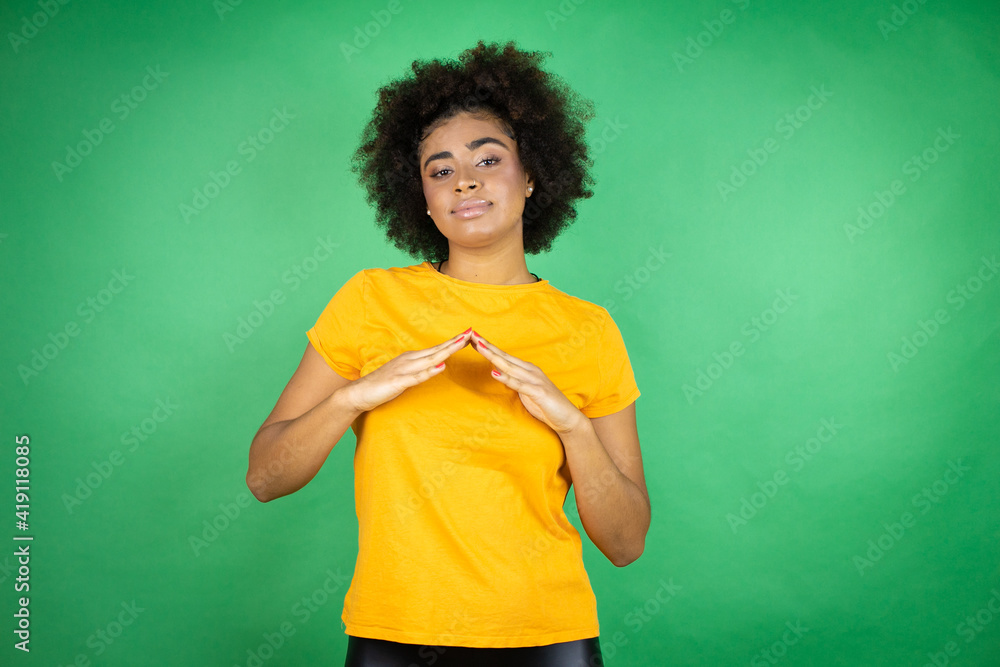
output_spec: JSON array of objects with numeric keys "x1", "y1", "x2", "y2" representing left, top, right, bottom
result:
[{"x1": 418, "y1": 112, "x2": 534, "y2": 250}]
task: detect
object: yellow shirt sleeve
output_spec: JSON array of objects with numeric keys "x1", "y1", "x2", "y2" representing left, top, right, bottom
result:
[
  {"x1": 581, "y1": 312, "x2": 641, "y2": 418},
  {"x1": 306, "y1": 269, "x2": 366, "y2": 381}
]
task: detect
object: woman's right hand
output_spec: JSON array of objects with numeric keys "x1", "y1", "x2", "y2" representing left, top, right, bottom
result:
[{"x1": 342, "y1": 329, "x2": 474, "y2": 413}]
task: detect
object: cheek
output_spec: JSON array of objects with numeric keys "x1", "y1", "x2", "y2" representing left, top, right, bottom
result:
[{"x1": 420, "y1": 180, "x2": 435, "y2": 202}]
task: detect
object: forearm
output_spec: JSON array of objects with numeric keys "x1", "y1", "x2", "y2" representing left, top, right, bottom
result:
[
  {"x1": 247, "y1": 386, "x2": 362, "y2": 503},
  {"x1": 559, "y1": 415, "x2": 651, "y2": 567}
]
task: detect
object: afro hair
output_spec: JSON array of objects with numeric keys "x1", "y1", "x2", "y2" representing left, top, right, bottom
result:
[{"x1": 350, "y1": 40, "x2": 597, "y2": 262}]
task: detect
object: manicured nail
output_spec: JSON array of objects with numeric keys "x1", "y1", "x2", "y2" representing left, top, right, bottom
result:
[
  {"x1": 462, "y1": 327, "x2": 472, "y2": 334},
  {"x1": 478, "y1": 340, "x2": 487, "y2": 349}
]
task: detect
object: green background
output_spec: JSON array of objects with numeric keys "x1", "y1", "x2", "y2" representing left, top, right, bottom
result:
[{"x1": 2, "y1": 0, "x2": 999, "y2": 665}]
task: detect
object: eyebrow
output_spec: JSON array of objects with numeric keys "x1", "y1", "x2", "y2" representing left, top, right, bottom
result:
[{"x1": 422, "y1": 137, "x2": 510, "y2": 171}]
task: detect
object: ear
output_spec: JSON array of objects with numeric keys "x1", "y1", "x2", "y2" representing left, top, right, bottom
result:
[{"x1": 525, "y1": 172, "x2": 535, "y2": 196}]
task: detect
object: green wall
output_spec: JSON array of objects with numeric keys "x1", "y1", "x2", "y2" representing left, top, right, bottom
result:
[{"x1": 2, "y1": 0, "x2": 998, "y2": 665}]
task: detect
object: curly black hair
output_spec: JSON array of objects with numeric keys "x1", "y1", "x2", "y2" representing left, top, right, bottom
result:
[{"x1": 350, "y1": 40, "x2": 596, "y2": 263}]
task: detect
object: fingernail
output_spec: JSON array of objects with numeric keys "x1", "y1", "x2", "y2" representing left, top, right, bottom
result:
[{"x1": 462, "y1": 327, "x2": 472, "y2": 334}]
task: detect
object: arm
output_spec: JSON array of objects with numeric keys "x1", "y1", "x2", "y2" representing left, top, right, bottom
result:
[
  {"x1": 558, "y1": 401, "x2": 650, "y2": 567},
  {"x1": 247, "y1": 342, "x2": 363, "y2": 503},
  {"x1": 250, "y1": 329, "x2": 477, "y2": 502}
]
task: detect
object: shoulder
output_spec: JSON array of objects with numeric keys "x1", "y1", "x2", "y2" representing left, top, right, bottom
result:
[
  {"x1": 332, "y1": 264, "x2": 424, "y2": 294},
  {"x1": 355, "y1": 263, "x2": 427, "y2": 284},
  {"x1": 541, "y1": 283, "x2": 613, "y2": 328}
]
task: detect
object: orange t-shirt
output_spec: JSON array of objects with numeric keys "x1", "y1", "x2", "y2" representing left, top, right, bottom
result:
[{"x1": 306, "y1": 261, "x2": 641, "y2": 648}]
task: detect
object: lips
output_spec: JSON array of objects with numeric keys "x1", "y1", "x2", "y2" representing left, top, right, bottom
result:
[{"x1": 453, "y1": 199, "x2": 491, "y2": 217}]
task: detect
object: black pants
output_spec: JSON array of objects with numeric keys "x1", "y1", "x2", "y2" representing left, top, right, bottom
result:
[{"x1": 344, "y1": 635, "x2": 604, "y2": 667}]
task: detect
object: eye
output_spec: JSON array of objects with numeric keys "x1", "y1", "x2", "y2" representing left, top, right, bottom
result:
[{"x1": 429, "y1": 155, "x2": 502, "y2": 179}]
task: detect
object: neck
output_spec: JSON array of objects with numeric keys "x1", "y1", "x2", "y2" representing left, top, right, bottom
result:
[{"x1": 436, "y1": 259, "x2": 539, "y2": 285}]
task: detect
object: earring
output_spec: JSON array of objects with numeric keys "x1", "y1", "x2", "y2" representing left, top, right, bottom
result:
[{"x1": 427, "y1": 210, "x2": 431, "y2": 215}]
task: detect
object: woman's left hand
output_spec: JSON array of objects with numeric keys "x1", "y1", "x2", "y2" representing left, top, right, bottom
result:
[{"x1": 471, "y1": 331, "x2": 583, "y2": 434}]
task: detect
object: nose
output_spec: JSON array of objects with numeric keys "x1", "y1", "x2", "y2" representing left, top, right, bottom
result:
[{"x1": 453, "y1": 165, "x2": 477, "y2": 192}]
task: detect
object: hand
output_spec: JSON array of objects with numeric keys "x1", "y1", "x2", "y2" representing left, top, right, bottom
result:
[
  {"x1": 471, "y1": 331, "x2": 584, "y2": 434},
  {"x1": 344, "y1": 329, "x2": 473, "y2": 412}
]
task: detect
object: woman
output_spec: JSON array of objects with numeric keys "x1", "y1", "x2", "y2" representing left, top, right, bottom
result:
[{"x1": 246, "y1": 40, "x2": 650, "y2": 667}]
